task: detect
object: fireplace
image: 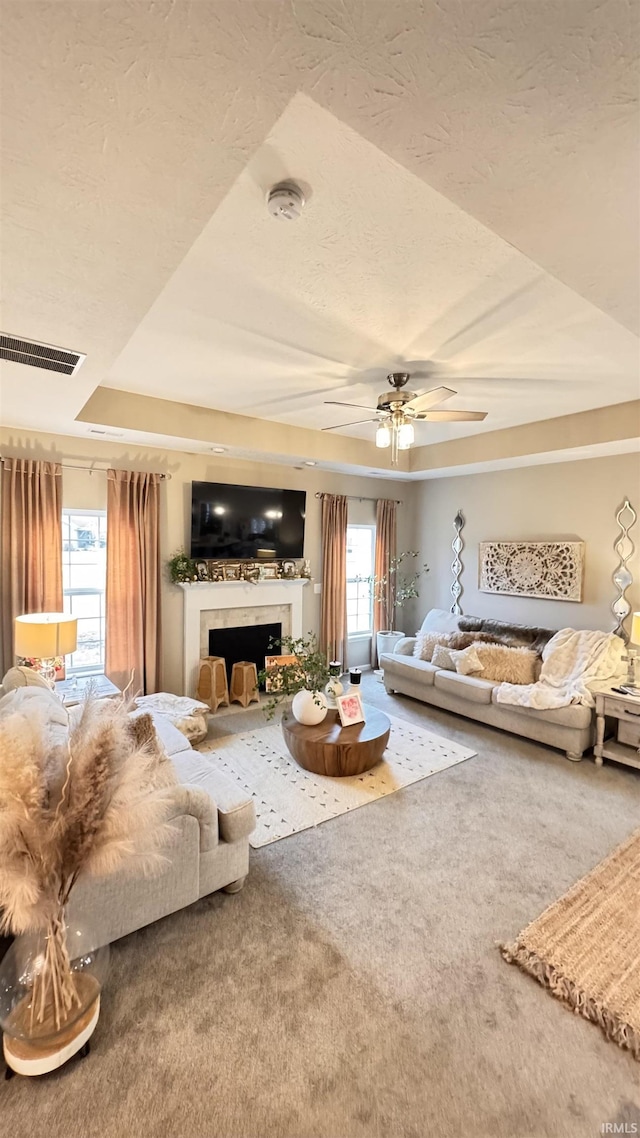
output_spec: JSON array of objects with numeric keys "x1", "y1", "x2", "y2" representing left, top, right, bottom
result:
[
  {"x1": 179, "y1": 579, "x2": 308, "y2": 697},
  {"x1": 209, "y1": 622, "x2": 282, "y2": 689}
]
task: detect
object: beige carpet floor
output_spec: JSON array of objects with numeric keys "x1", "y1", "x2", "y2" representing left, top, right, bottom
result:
[{"x1": 2, "y1": 674, "x2": 640, "y2": 1138}]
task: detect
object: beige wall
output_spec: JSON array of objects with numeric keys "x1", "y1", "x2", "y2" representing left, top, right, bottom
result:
[
  {"x1": 3, "y1": 428, "x2": 634, "y2": 686},
  {"x1": 411, "y1": 452, "x2": 640, "y2": 636},
  {"x1": 0, "y1": 428, "x2": 415, "y2": 689}
]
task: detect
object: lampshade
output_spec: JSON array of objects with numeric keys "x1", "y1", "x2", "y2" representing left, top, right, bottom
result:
[
  {"x1": 631, "y1": 612, "x2": 640, "y2": 647},
  {"x1": 376, "y1": 424, "x2": 391, "y2": 449},
  {"x1": 14, "y1": 613, "x2": 78, "y2": 658}
]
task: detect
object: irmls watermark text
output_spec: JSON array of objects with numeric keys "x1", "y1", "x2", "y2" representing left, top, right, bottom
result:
[{"x1": 601, "y1": 1125, "x2": 639, "y2": 1135}]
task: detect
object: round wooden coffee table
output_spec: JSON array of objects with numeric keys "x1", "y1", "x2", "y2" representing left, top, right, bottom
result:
[{"x1": 282, "y1": 705, "x2": 391, "y2": 777}]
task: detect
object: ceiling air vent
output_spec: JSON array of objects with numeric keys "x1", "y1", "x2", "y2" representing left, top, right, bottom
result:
[{"x1": 0, "y1": 333, "x2": 86, "y2": 375}]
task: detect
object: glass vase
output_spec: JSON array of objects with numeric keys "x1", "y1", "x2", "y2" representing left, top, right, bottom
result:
[{"x1": 0, "y1": 914, "x2": 109, "y2": 1075}]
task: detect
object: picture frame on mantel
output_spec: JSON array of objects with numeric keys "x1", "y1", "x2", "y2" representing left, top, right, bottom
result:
[
  {"x1": 222, "y1": 563, "x2": 241, "y2": 581},
  {"x1": 259, "y1": 563, "x2": 279, "y2": 580}
]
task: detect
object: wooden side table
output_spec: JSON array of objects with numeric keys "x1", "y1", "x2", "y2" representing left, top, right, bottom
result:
[
  {"x1": 55, "y1": 674, "x2": 120, "y2": 706},
  {"x1": 594, "y1": 688, "x2": 640, "y2": 771}
]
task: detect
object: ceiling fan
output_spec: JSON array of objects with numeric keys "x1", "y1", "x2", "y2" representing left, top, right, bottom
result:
[{"x1": 323, "y1": 372, "x2": 488, "y2": 464}]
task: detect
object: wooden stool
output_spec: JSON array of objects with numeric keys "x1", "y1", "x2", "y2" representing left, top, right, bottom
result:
[
  {"x1": 230, "y1": 661, "x2": 259, "y2": 708},
  {"x1": 196, "y1": 656, "x2": 229, "y2": 713}
]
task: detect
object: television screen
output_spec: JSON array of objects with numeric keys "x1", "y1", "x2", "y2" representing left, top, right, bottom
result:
[{"x1": 191, "y1": 482, "x2": 306, "y2": 560}]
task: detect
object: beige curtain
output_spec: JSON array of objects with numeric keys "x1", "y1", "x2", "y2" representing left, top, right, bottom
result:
[
  {"x1": 0, "y1": 458, "x2": 63, "y2": 674},
  {"x1": 320, "y1": 493, "x2": 348, "y2": 667},
  {"x1": 105, "y1": 469, "x2": 162, "y2": 695},
  {"x1": 371, "y1": 497, "x2": 398, "y2": 666}
]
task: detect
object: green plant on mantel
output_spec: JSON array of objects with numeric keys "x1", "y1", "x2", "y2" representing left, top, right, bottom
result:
[
  {"x1": 257, "y1": 633, "x2": 331, "y2": 720},
  {"x1": 371, "y1": 550, "x2": 429, "y2": 631},
  {"x1": 168, "y1": 549, "x2": 197, "y2": 583}
]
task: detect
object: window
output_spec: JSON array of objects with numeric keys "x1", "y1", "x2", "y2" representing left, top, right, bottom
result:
[
  {"x1": 346, "y1": 524, "x2": 375, "y2": 637},
  {"x1": 62, "y1": 510, "x2": 107, "y2": 674}
]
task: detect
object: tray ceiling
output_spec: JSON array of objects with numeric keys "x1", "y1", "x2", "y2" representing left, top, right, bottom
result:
[{"x1": 0, "y1": 0, "x2": 637, "y2": 472}]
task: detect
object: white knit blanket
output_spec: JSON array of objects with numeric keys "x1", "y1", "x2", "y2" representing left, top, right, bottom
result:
[{"x1": 495, "y1": 628, "x2": 625, "y2": 710}]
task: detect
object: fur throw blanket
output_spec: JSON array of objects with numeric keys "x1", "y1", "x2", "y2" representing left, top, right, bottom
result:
[
  {"x1": 458, "y1": 616, "x2": 553, "y2": 655},
  {"x1": 494, "y1": 629, "x2": 625, "y2": 709}
]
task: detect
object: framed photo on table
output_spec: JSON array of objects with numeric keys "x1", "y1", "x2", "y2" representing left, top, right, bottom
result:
[{"x1": 336, "y1": 691, "x2": 366, "y2": 727}]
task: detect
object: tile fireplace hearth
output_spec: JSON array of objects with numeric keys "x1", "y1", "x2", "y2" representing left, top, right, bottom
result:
[{"x1": 179, "y1": 580, "x2": 308, "y2": 697}]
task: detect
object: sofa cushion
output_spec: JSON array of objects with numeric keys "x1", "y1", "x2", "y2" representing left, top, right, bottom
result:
[
  {"x1": 491, "y1": 692, "x2": 592, "y2": 729},
  {"x1": 420, "y1": 609, "x2": 462, "y2": 635},
  {"x1": 381, "y1": 654, "x2": 438, "y2": 686},
  {"x1": 131, "y1": 708, "x2": 192, "y2": 757},
  {"x1": 434, "y1": 671, "x2": 497, "y2": 704}
]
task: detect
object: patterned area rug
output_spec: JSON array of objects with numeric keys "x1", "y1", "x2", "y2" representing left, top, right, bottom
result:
[
  {"x1": 198, "y1": 715, "x2": 476, "y2": 847},
  {"x1": 501, "y1": 826, "x2": 640, "y2": 1060}
]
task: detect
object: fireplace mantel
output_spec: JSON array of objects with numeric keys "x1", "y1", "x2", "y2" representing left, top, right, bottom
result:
[{"x1": 179, "y1": 579, "x2": 308, "y2": 696}]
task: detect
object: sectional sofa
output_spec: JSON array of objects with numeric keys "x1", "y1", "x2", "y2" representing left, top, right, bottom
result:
[
  {"x1": 380, "y1": 608, "x2": 598, "y2": 761},
  {"x1": 0, "y1": 670, "x2": 256, "y2": 947}
]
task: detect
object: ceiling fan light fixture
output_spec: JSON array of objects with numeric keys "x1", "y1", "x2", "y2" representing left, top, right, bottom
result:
[
  {"x1": 397, "y1": 421, "x2": 414, "y2": 450},
  {"x1": 376, "y1": 424, "x2": 391, "y2": 449}
]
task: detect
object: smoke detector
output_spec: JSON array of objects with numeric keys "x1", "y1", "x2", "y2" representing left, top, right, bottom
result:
[{"x1": 267, "y1": 182, "x2": 305, "y2": 221}]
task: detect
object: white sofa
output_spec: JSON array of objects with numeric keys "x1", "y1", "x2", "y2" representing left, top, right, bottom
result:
[
  {"x1": 381, "y1": 609, "x2": 596, "y2": 761},
  {"x1": 0, "y1": 675, "x2": 256, "y2": 947}
]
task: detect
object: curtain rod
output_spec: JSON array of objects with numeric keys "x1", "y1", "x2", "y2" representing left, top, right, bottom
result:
[
  {"x1": 315, "y1": 492, "x2": 401, "y2": 505},
  {"x1": 0, "y1": 457, "x2": 171, "y2": 479}
]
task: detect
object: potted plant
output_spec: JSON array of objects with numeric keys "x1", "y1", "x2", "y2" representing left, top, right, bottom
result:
[
  {"x1": 371, "y1": 551, "x2": 429, "y2": 660},
  {"x1": 257, "y1": 633, "x2": 331, "y2": 724},
  {"x1": 167, "y1": 548, "x2": 197, "y2": 583},
  {"x1": 0, "y1": 697, "x2": 175, "y2": 1076}
]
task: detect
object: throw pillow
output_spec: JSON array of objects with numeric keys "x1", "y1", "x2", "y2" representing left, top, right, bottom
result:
[
  {"x1": 431, "y1": 643, "x2": 456, "y2": 670},
  {"x1": 413, "y1": 631, "x2": 452, "y2": 662},
  {"x1": 454, "y1": 644, "x2": 485, "y2": 676},
  {"x1": 432, "y1": 643, "x2": 485, "y2": 675},
  {"x1": 472, "y1": 644, "x2": 538, "y2": 684}
]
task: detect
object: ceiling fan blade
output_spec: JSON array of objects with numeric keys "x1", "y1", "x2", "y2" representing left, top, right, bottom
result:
[
  {"x1": 324, "y1": 401, "x2": 380, "y2": 413},
  {"x1": 416, "y1": 410, "x2": 488, "y2": 422},
  {"x1": 404, "y1": 386, "x2": 456, "y2": 413},
  {"x1": 322, "y1": 418, "x2": 381, "y2": 431}
]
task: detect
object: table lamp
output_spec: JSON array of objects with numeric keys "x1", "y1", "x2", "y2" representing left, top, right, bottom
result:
[{"x1": 14, "y1": 613, "x2": 78, "y2": 686}]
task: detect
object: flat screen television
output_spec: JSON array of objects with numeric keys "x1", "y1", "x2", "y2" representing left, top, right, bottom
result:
[{"x1": 191, "y1": 481, "x2": 306, "y2": 560}]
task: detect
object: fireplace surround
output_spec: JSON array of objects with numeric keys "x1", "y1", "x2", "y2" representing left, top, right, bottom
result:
[{"x1": 179, "y1": 580, "x2": 308, "y2": 697}]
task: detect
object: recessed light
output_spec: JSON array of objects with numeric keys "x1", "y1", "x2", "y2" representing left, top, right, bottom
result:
[
  {"x1": 303, "y1": 460, "x2": 317, "y2": 467},
  {"x1": 211, "y1": 446, "x2": 226, "y2": 454}
]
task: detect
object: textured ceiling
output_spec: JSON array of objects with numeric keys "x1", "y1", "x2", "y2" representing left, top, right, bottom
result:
[
  {"x1": 104, "y1": 94, "x2": 638, "y2": 445},
  {"x1": 0, "y1": 0, "x2": 638, "y2": 469}
]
